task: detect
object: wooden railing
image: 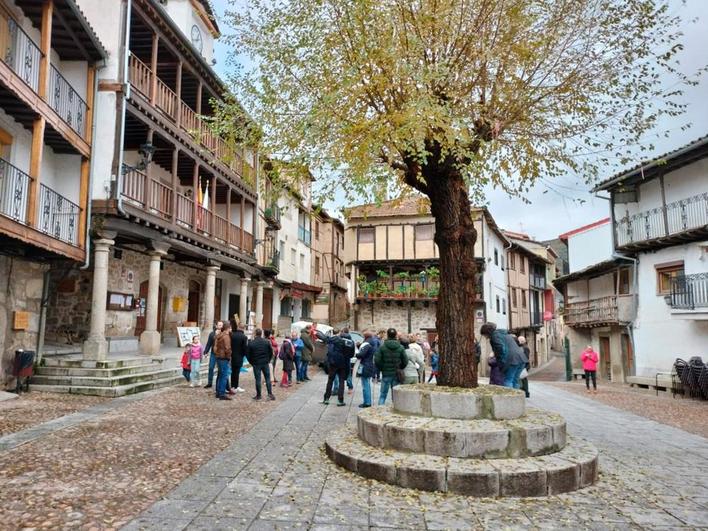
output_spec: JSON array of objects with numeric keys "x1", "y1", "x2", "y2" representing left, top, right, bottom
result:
[
  {"x1": 121, "y1": 168, "x2": 147, "y2": 206},
  {"x1": 213, "y1": 214, "x2": 229, "y2": 242},
  {"x1": 128, "y1": 54, "x2": 151, "y2": 98},
  {"x1": 196, "y1": 205, "x2": 211, "y2": 235},
  {"x1": 155, "y1": 76, "x2": 178, "y2": 120},
  {"x1": 242, "y1": 231, "x2": 254, "y2": 253},
  {"x1": 180, "y1": 101, "x2": 200, "y2": 135},
  {"x1": 148, "y1": 179, "x2": 172, "y2": 220},
  {"x1": 565, "y1": 295, "x2": 619, "y2": 326},
  {"x1": 175, "y1": 193, "x2": 193, "y2": 227}
]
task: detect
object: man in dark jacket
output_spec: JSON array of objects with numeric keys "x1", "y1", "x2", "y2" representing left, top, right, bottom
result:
[
  {"x1": 230, "y1": 323, "x2": 249, "y2": 392},
  {"x1": 203, "y1": 320, "x2": 223, "y2": 389},
  {"x1": 299, "y1": 326, "x2": 315, "y2": 382},
  {"x1": 247, "y1": 328, "x2": 275, "y2": 400},
  {"x1": 356, "y1": 330, "x2": 377, "y2": 408},
  {"x1": 322, "y1": 329, "x2": 355, "y2": 406},
  {"x1": 374, "y1": 328, "x2": 407, "y2": 405},
  {"x1": 480, "y1": 322, "x2": 529, "y2": 390}
]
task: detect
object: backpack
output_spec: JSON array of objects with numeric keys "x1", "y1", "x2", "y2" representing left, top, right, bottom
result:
[{"x1": 279, "y1": 339, "x2": 293, "y2": 360}]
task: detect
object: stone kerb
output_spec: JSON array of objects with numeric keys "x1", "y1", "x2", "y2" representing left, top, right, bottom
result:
[{"x1": 392, "y1": 384, "x2": 525, "y2": 420}]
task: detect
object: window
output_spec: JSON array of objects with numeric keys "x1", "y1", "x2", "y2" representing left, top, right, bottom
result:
[
  {"x1": 501, "y1": 255, "x2": 505, "y2": 271},
  {"x1": 618, "y1": 267, "x2": 631, "y2": 295},
  {"x1": 359, "y1": 227, "x2": 374, "y2": 243},
  {"x1": 656, "y1": 262, "x2": 684, "y2": 295},
  {"x1": 279, "y1": 241, "x2": 285, "y2": 263},
  {"x1": 509, "y1": 252, "x2": 515, "y2": 270},
  {"x1": 512, "y1": 288, "x2": 518, "y2": 308},
  {"x1": 496, "y1": 295, "x2": 500, "y2": 313},
  {"x1": 494, "y1": 249, "x2": 499, "y2": 266},
  {"x1": 315, "y1": 256, "x2": 320, "y2": 277},
  {"x1": 520, "y1": 257, "x2": 525, "y2": 274},
  {"x1": 290, "y1": 248, "x2": 296, "y2": 265},
  {"x1": 414, "y1": 224, "x2": 434, "y2": 241},
  {"x1": 502, "y1": 298, "x2": 506, "y2": 315},
  {"x1": 315, "y1": 221, "x2": 320, "y2": 240},
  {"x1": 521, "y1": 289, "x2": 527, "y2": 309},
  {"x1": 299, "y1": 253, "x2": 305, "y2": 271}
]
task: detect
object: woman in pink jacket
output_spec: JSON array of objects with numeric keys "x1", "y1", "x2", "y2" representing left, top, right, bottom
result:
[{"x1": 581, "y1": 345, "x2": 599, "y2": 393}]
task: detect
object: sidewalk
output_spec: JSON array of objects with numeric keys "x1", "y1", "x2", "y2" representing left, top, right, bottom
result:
[{"x1": 125, "y1": 376, "x2": 708, "y2": 530}]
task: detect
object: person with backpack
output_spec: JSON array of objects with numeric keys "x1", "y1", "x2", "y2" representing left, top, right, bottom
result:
[
  {"x1": 356, "y1": 330, "x2": 376, "y2": 408},
  {"x1": 322, "y1": 328, "x2": 355, "y2": 406},
  {"x1": 479, "y1": 322, "x2": 528, "y2": 390},
  {"x1": 374, "y1": 328, "x2": 408, "y2": 405},
  {"x1": 279, "y1": 330, "x2": 297, "y2": 387},
  {"x1": 299, "y1": 325, "x2": 315, "y2": 382}
]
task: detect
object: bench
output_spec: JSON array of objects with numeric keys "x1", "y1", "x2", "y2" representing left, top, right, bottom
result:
[
  {"x1": 627, "y1": 373, "x2": 682, "y2": 397},
  {"x1": 572, "y1": 369, "x2": 585, "y2": 380}
]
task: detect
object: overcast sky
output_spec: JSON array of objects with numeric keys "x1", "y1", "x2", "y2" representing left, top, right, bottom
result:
[{"x1": 209, "y1": 0, "x2": 708, "y2": 241}]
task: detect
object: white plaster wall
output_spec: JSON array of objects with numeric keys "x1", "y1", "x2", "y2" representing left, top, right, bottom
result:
[
  {"x1": 633, "y1": 242, "x2": 708, "y2": 376},
  {"x1": 664, "y1": 159, "x2": 708, "y2": 204},
  {"x1": 614, "y1": 178, "x2": 662, "y2": 220},
  {"x1": 482, "y1": 217, "x2": 509, "y2": 329},
  {"x1": 567, "y1": 222, "x2": 613, "y2": 272},
  {"x1": 76, "y1": 0, "x2": 123, "y2": 79},
  {"x1": 162, "y1": 0, "x2": 214, "y2": 63},
  {"x1": 276, "y1": 193, "x2": 311, "y2": 285},
  {"x1": 216, "y1": 270, "x2": 253, "y2": 324},
  {"x1": 90, "y1": 90, "x2": 117, "y2": 200}
]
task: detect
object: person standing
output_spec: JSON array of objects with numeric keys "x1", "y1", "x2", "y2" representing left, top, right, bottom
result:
[
  {"x1": 427, "y1": 349, "x2": 439, "y2": 383},
  {"x1": 517, "y1": 336, "x2": 531, "y2": 398},
  {"x1": 401, "y1": 335, "x2": 425, "y2": 384},
  {"x1": 186, "y1": 335, "x2": 204, "y2": 387},
  {"x1": 294, "y1": 330, "x2": 304, "y2": 382},
  {"x1": 214, "y1": 322, "x2": 233, "y2": 400},
  {"x1": 356, "y1": 330, "x2": 376, "y2": 408},
  {"x1": 479, "y1": 322, "x2": 528, "y2": 390},
  {"x1": 247, "y1": 328, "x2": 276, "y2": 401},
  {"x1": 299, "y1": 325, "x2": 314, "y2": 382},
  {"x1": 581, "y1": 345, "x2": 599, "y2": 393},
  {"x1": 266, "y1": 329, "x2": 279, "y2": 383},
  {"x1": 279, "y1": 331, "x2": 296, "y2": 387},
  {"x1": 322, "y1": 328, "x2": 354, "y2": 406},
  {"x1": 374, "y1": 328, "x2": 407, "y2": 405},
  {"x1": 203, "y1": 320, "x2": 223, "y2": 389},
  {"x1": 230, "y1": 323, "x2": 248, "y2": 393}
]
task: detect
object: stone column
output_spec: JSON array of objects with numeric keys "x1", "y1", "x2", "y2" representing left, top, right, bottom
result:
[
  {"x1": 140, "y1": 244, "x2": 169, "y2": 355},
  {"x1": 271, "y1": 284, "x2": 281, "y2": 333},
  {"x1": 239, "y1": 276, "x2": 250, "y2": 327},
  {"x1": 83, "y1": 238, "x2": 115, "y2": 361},
  {"x1": 255, "y1": 280, "x2": 265, "y2": 328},
  {"x1": 202, "y1": 264, "x2": 220, "y2": 342}
]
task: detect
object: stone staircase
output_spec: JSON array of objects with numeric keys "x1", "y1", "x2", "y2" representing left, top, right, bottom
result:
[{"x1": 31, "y1": 353, "x2": 208, "y2": 397}]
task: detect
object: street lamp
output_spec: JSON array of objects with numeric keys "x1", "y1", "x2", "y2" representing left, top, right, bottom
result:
[{"x1": 121, "y1": 142, "x2": 156, "y2": 173}]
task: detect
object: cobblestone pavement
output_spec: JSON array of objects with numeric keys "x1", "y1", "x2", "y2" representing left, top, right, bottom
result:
[{"x1": 125, "y1": 376, "x2": 708, "y2": 531}]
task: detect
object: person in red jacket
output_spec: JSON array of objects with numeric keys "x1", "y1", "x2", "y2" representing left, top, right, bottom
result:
[{"x1": 581, "y1": 345, "x2": 599, "y2": 393}]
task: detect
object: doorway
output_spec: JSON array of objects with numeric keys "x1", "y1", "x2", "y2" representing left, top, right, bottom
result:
[
  {"x1": 599, "y1": 336, "x2": 611, "y2": 380},
  {"x1": 263, "y1": 289, "x2": 273, "y2": 331},
  {"x1": 135, "y1": 281, "x2": 163, "y2": 336},
  {"x1": 228, "y1": 294, "x2": 240, "y2": 325},
  {"x1": 622, "y1": 333, "x2": 634, "y2": 378},
  {"x1": 187, "y1": 280, "x2": 201, "y2": 325}
]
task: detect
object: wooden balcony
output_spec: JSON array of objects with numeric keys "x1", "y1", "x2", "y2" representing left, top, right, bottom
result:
[
  {"x1": 615, "y1": 192, "x2": 708, "y2": 251},
  {"x1": 564, "y1": 295, "x2": 636, "y2": 327},
  {"x1": 127, "y1": 53, "x2": 255, "y2": 187},
  {"x1": 120, "y1": 168, "x2": 254, "y2": 254}
]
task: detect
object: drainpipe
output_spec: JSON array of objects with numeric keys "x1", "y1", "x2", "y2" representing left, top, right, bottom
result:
[{"x1": 115, "y1": 0, "x2": 132, "y2": 217}]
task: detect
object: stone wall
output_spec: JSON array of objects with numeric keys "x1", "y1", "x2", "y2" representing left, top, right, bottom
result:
[
  {"x1": 0, "y1": 255, "x2": 49, "y2": 388},
  {"x1": 354, "y1": 300, "x2": 436, "y2": 334}
]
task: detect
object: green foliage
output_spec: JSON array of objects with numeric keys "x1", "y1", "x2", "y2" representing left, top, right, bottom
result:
[{"x1": 222, "y1": 0, "x2": 696, "y2": 204}]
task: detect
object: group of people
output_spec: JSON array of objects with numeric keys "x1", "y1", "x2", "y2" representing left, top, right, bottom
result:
[{"x1": 480, "y1": 322, "x2": 531, "y2": 396}]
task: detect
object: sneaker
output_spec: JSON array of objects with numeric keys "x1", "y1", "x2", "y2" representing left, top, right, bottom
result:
[
  {"x1": 228, "y1": 388, "x2": 237, "y2": 395},
  {"x1": 337, "y1": 401, "x2": 346, "y2": 407},
  {"x1": 296, "y1": 381, "x2": 302, "y2": 384},
  {"x1": 204, "y1": 383, "x2": 212, "y2": 389},
  {"x1": 253, "y1": 395, "x2": 262, "y2": 401},
  {"x1": 304, "y1": 377, "x2": 312, "y2": 381},
  {"x1": 236, "y1": 387, "x2": 245, "y2": 393},
  {"x1": 268, "y1": 395, "x2": 276, "y2": 401},
  {"x1": 358, "y1": 404, "x2": 371, "y2": 408},
  {"x1": 321, "y1": 400, "x2": 330, "y2": 405},
  {"x1": 218, "y1": 395, "x2": 232, "y2": 401}
]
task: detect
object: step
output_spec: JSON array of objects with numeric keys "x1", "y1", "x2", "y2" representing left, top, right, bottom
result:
[
  {"x1": 107, "y1": 336, "x2": 140, "y2": 353},
  {"x1": 325, "y1": 426, "x2": 598, "y2": 497},
  {"x1": 358, "y1": 406, "x2": 566, "y2": 459},
  {"x1": 41, "y1": 345, "x2": 83, "y2": 357},
  {"x1": 42, "y1": 356, "x2": 162, "y2": 370},
  {"x1": 35, "y1": 361, "x2": 169, "y2": 378},
  {"x1": 29, "y1": 374, "x2": 188, "y2": 398},
  {"x1": 31, "y1": 367, "x2": 182, "y2": 388}
]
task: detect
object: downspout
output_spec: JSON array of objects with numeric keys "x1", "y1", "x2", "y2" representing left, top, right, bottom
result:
[
  {"x1": 612, "y1": 251, "x2": 638, "y2": 376},
  {"x1": 115, "y1": 0, "x2": 132, "y2": 217}
]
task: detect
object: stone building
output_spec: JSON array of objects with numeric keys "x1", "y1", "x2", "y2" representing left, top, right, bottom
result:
[{"x1": 0, "y1": 0, "x2": 106, "y2": 388}]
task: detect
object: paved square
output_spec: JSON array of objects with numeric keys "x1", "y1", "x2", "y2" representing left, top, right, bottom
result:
[{"x1": 124, "y1": 376, "x2": 708, "y2": 530}]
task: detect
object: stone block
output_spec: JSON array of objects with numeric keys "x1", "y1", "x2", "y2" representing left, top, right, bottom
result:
[
  {"x1": 397, "y1": 454, "x2": 447, "y2": 492},
  {"x1": 446, "y1": 458, "x2": 500, "y2": 497},
  {"x1": 357, "y1": 456, "x2": 397, "y2": 484},
  {"x1": 429, "y1": 390, "x2": 480, "y2": 420},
  {"x1": 392, "y1": 386, "x2": 424, "y2": 415},
  {"x1": 521, "y1": 425, "x2": 553, "y2": 456},
  {"x1": 357, "y1": 416, "x2": 385, "y2": 447},
  {"x1": 469, "y1": 423, "x2": 512, "y2": 458},
  {"x1": 487, "y1": 392, "x2": 525, "y2": 420},
  {"x1": 535, "y1": 456, "x2": 580, "y2": 495},
  {"x1": 384, "y1": 416, "x2": 429, "y2": 452},
  {"x1": 494, "y1": 460, "x2": 548, "y2": 497}
]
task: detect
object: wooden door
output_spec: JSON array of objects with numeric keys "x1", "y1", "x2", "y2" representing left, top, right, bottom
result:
[
  {"x1": 599, "y1": 336, "x2": 611, "y2": 380},
  {"x1": 622, "y1": 334, "x2": 634, "y2": 377},
  {"x1": 262, "y1": 289, "x2": 273, "y2": 331},
  {"x1": 187, "y1": 280, "x2": 200, "y2": 324},
  {"x1": 135, "y1": 281, "x2": 163, "y2": 336}
]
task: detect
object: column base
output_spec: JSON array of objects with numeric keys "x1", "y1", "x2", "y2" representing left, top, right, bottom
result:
[
  {"x1": 139, "y1": 331, "x2": 162, "y2": 355},
  {"x1": 83, "y1": 336, "x2": 108, "y2": 361}
]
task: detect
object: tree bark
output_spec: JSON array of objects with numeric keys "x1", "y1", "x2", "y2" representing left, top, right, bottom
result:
[{"x1": 425, "y1": 164, "x2": 478, "y2": 388}]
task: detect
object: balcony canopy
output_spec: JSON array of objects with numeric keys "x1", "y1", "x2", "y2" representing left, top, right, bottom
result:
[{"x1": 21, "y1": 0, "x2": 108, "y2": 62}]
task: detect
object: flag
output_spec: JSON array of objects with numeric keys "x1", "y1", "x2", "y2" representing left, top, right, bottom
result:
[
  {"x1": 203, "y1": 181, "x2": 210, "y2": 210},
  {"x1": 197, "y1": 179, "x2": 203, "y2": 206}
]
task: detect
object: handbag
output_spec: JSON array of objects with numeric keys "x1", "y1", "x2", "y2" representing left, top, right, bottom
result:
[
  {"x1": 520, "y1": 368, "x2": 529, "y2": 379},
  {"x1": 396, "y1": 368, "x2": 406, "y2": 383}
]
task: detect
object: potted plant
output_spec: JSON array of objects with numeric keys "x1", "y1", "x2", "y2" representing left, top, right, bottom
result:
[{"x1": 357, "y1": 275, "x2": 370, "y2": 299}]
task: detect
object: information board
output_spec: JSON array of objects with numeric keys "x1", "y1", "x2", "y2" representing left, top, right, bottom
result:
[{"x1": 176, "y1": 326, "x2": 202, "y2": 347}]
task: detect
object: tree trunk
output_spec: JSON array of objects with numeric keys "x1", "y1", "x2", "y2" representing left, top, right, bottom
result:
[{"x1": 426, "y1": 167, "x2": 478, "y2": 388}]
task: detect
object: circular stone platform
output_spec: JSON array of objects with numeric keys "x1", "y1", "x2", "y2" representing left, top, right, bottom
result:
[
  {"x1": 393, "y1": 384, "x2": 526, "y2": 420},
  {"x1": 357, "y1": 406, "x2": 566, "y2": 458}
]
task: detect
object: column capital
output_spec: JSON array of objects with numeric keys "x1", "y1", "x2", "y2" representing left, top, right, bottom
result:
[
  {"x1": 150, "y1": 240, "x2": 170, "y2": 255},
  {"x1": 241, "y1": 277, "x2": 251, "y2": 284},
  {"x1": 256, "y1": 280, "x2": 267, "y2": 287},
  {"x1": 206, "y1": 265, "x2": 220, "y2": 275},
  {"x1": 93, "y1": 238, "x2": 114, "y2": 251},
  {"x1": 95, "y1": 230, "x2": 117, "y2": 240},
  {"x1": 148, "y1": 250, "x2": 167, "y2": 260}
]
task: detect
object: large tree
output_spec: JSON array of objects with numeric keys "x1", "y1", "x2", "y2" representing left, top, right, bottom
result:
[{"x1": 222, "y1": 0, "x2": 692, "y2": 387}]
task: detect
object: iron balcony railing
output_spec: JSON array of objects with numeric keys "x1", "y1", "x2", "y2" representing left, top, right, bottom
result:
[
  {"x1": 3, "y1": 17, "x2": 42, "y2": 93},
  {"x1": 38, "y1": 183, "x2": 80, "y2": 246},
  {"x1": 264, "y1": 203, "x2": 281, "y2": 229},
  {"x1": 616, "y1": 192, "x2": 708, "y2": 247},
  {"x1": 670, "y1": 273, "x2": 708, "y2": 310},
  {"x1": 49, "y1": 64, "x2": 87, "y2": 136},
  {"x1": 0, "y1": 158, "x2": 31, "y2": 223}
]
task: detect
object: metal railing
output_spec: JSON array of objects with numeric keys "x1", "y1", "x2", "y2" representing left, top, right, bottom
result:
[
  {"x1": 2, "y1": 16, "x2": 42, "y2": 92},
  {"x1": 264, "y1": 203, "x2": 281, "y2": 228},
  {"x1": 564, "y1": 295, "x2": 618, "y2": 326},
  {"x1": 0, "y1": 158, "x2": 31, "y2": 223},
  {"x1": 670, "y1": 273, "x2": 708, "y2": 310},
  {"x1": 616, "y1": 192, "x2": 708, "y2": 247},
  {"x1": 49, "y1": 64, "x2": 87, "y2": 136},
  {"x1": 38, "y1": 183, "x2": 79, "y2": 246}
]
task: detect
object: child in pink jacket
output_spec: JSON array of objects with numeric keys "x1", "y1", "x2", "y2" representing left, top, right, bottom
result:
[
  {"x1": 581, "y1": 345, "x2": 599, "y2": 393},
  {"x1": 186, "y1": 335, "x2": 204, "y2": 387}
]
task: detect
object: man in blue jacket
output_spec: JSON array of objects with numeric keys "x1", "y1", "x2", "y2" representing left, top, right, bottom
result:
[{"x1": 480, "y1": 322, "x2": 528, "y2": 390}]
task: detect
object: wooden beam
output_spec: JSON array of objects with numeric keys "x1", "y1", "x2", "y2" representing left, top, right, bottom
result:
[
  {"x1": 27, "y1": 118, "x2": 46, "y2": 227},
  {"x1": 0, "y1": 215, "x2": 84, "y2": 261},
  {"x1": 192, "y1": 161, "x2": 199, "y2": 230},
  {"x1": 85, "y1": 65, "x2": 96, "y2": 143},
  {"x1": 38, "y1": 0, "x2": 53, "y2": 100},
  {"x1": 78, "y1": 157, "x2": 89, "y2": 249},
  {"x1": 145, "y1": 128, "x2": 154, "y2": 211},
  {"x1": 51, "y1": 3, "x2": 92, "y2": 61},
  {"x1": 171, "y1": 147, "x2": 179, "y2": 223},
  {"x1": 150, "y1": 32, "x2": 159, "y2": 104}
]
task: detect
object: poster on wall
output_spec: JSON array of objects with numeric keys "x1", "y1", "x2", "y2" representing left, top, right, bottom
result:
[{"x1": 176, "y1": 326, "x2": 201, "y2": 347}]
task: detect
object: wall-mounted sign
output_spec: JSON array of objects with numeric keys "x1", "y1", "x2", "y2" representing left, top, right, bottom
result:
[
  {"x1": 172, "y1": 296, "x2": 187, "y2": 313},
  {"x1": 13, "y1": 311, "x2": 30, "y2": 330},
  {"x1": 107, "y1": 292, "x2": 134, "y2": 311}
]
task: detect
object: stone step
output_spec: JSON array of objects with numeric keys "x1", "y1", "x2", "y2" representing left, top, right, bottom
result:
[
  {"x1": 325, "y1": 426, "x2": 598, "y2": 497},
  {"x1": 41, "y1": 345, "x2": 83, "y2": 357},
  {"x1": 35, "y1": 361, "x2": 169, "y2": 378},
  {"x1": 358, "y1": 406, "x2": 566, "y2": 459},
  {"x1": 31, "y1": 367, "x2": 182, "y2": 388},
  {"x1": 28, "y1": 374, "x2": 189, "y2": 398},
  {"x1": 42, "y1": 356, "x2": 162, "y2": 369}
]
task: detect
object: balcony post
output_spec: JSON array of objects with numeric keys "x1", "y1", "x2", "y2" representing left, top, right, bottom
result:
[
  {"x1": 38, "y1": 0, "x2": 53, "y2": 100},
  {"x1": 240, "y1": 195, "x2": 245, "y2": 249},
  {"x1": 192, "y1": 161, "x2": 199, "y2": 231},
  {"x1": 145, "y1": 129, "x2": 154, "y2": 211},
  {"x1": 85, "y1": 65, "x2": 96, "y2": 142},
  {"x1": 175, "y1": 60, "x2": 183, "y2": 127},
  {"x1": 239, "y1": 276, "x2": 251, "y2": 326},
  {"x1": 202, "y1": 264, "x2": 220, "y2": 343},
  {"x1": 150, "y1": 33, "x2": 159, "y2": 104},
  {"x1": 78, "y1": 157, "x2": 89, "y2": 249},
  {"x1": 26, "y1": 118, "x2": 46, "y2": 227},
  {"x1": 171, "y1": 147, "x2": 179, "y2": 223},
  {"x1": 211, "y1": 175, "x2": 216, "y2": 233},
  {"x1": 659, "y1": 174, "x2": 670, "y2": 237},
  {"x1": 226, "y1": 186, "x2": 232, "y2": 242}
]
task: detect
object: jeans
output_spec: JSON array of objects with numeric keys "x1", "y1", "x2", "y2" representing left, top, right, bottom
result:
[
  {"x1": 324, "y1": 366, "x2": 348, "y2": 402},
  {"x1": 216, "y1": 358, "x2": 230, "y2": 397},
  {"x1": 182, "y1": 368, "x2": 191, "y2": 381},
  {"x1": 585, "y1": 370, "x2": 597, "y2": 390},
  {"x1": 205, "y1": 352, "x2": 217, "y2": 385},
  {"x1": 360, "y1": 376, "x2": 372, "y2": 406},
  {"x1": 346, "y1": 365, "x2": 354, "y2": 389},
  {"x1": 378, "y1": 376, "x2": 398, "y2": 405},
  {"x1": 253, "y1": 363, "x2": 273, "y2": 397},
  {"x1": 231, "y1": 353, "x2": 244, "y2": 388},
  {"x1": 190, "y1": 359, "x2": 201, "y2": 385},
  {"x1": 503, "y1": 363, "x2": 525, "y2": 389},
  {"x1": 298, "y1": 360, "x2": 309, "y2": 381},
  {"x1": 295, "y1": 354, "x2": 302, "y2": 381}
]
